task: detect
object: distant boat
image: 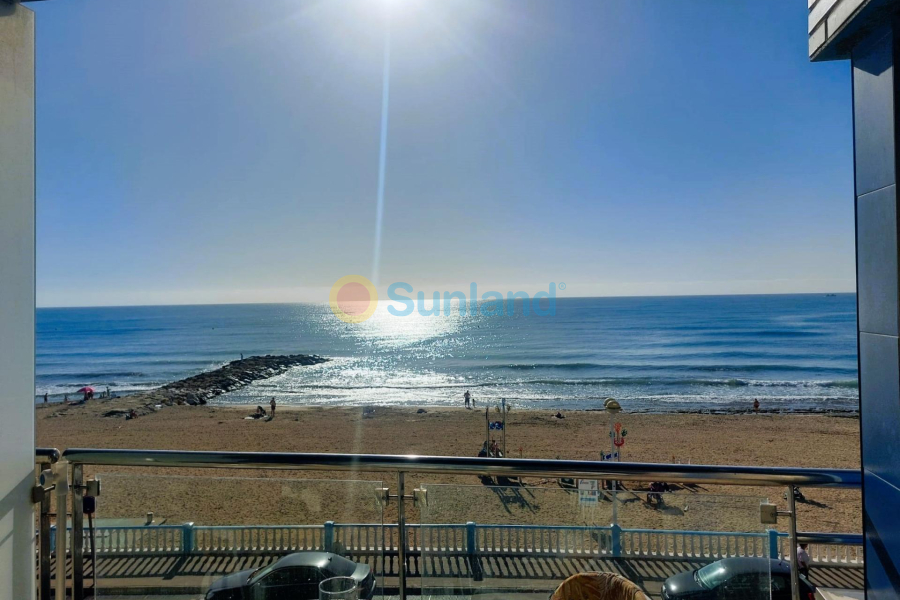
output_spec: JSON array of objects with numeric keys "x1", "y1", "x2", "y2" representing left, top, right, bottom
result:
[{"x1": 825, "y1": 293, "x2": 837, "y2": 297}]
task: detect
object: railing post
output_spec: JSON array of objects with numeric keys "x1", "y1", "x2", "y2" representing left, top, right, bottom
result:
[
  {"x1": 767, "y1": 529, "x2": 780, "y2": 559},
  {"x1": 72, "y1": 464, "x2": 84, "y2": 600},
  {"x1": 54, "y1": 460, "x2": 69, "y2": 600},
  {"x1": 397, "y1": 472, "x2": 408, "y2": 600},
  {"x1": 466, "y1": 521, "x2": 477, "y2": 559},
  {"x1": 466, "y1": 521, "x2": 483, "y2": 581},
  {"x1": 39, "y1": 483, "x2": 51, "y2": 600},
  {"x1": 611, "y1": 523, "x2": 622, "y2": 557},
  {"x1": 787, "y1": 486, "x2": 801, "y2": 600},
  {"x1": 182, "y1": 522, "x2": 194, "y2": 557},
  {"x1": 324, "y1": 521, "x2": 335, "y2": 553}
]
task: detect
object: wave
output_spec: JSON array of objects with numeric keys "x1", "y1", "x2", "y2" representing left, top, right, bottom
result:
[
  {"x1": 687, "y1": 364, "x2": 858, "y2": 374},
  {"x1": 36, "y1": 371, "x2": 147, "y2": 380},
  {"x1": 495, "y1": 362, "x2": 858, "y2": 375},
  {"x1": 286, "y1": 377, "x2": 858, "y2": 391},
  {"x1": 213, "y1": 390, "x2": 859, "y2": 413},
  {"x1": 500, "y1": 362, "x2": 602, "y2": 371},
  {"x1": 35, "y1": 382, "x2": 161, "y2": 399}
]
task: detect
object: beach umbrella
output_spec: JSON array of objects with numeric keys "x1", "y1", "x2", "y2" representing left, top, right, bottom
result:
[{"x1": 76, "y1": 386, "x2": 94, "y2": 393}]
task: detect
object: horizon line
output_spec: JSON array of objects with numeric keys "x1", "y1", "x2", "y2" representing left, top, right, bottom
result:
[{"x1": 36, "y1": 290, "x2": 857, "y2": 310}]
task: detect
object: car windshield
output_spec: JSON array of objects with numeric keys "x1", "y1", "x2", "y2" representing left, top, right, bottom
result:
[
  {"x1": 695, "y1": 563, "x2": 730, "y2": 589},
  {"x1": 249, "y1": 563, "x2": 277, "y2": 584}
]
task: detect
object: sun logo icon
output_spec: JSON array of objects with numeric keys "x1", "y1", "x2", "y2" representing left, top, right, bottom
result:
[{"x1": 329, "y1": 275, "x2": 379, "y2": 323}]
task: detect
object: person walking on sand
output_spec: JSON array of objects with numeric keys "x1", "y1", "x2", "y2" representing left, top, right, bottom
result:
[
  {"x1": 464, "y1": 390, "x2": 471, "y2": 409},
  {"x1": 753, "y1": 398, "x2": 760, "y2": 413},
  {"x1": 270, "y1": 397, "x2": 276, "y2": 418},
  {"x1": 43, "y1": 392, "x2": 48, "y2": 404}
]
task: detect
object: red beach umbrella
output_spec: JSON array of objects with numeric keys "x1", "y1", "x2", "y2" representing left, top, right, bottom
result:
[{"x1": 76, "y1": 386, "x2": 94, "y2": 394}]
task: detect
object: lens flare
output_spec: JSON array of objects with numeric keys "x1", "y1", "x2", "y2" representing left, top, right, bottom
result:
[{"x1": 330, "y1": 275, "x2": 379, "y2": 323}]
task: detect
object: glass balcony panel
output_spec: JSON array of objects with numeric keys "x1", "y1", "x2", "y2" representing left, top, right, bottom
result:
[
  {"x1": 418, "y1": 480, "x2": 775, "y2": 600},
  {"x1": 83, "y1": 473, "x2": 386, "y2": 599}
]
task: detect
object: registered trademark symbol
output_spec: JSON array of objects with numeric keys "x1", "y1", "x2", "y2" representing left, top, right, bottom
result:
[{"x1": 559, "y1": 282, "x2": 567, "y2": 290}]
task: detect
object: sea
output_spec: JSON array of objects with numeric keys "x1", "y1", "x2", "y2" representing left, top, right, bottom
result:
[{"x1": 35, "y1": 294, "x2": 859, "y2": 413}]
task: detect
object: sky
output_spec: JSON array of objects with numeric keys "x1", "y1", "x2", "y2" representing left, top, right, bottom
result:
[{"x1": 33, "y1": 0, "x2": 855, "y2": 307}]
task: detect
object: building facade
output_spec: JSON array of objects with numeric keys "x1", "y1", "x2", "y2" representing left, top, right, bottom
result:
[{"x1": 810, "y1": 0, "x2": 900, "y2": 597}]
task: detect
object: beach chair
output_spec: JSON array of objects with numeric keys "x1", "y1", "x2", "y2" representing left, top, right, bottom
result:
[{"x1": 550, "y1": 572, "x2": 649, "y2": 600}]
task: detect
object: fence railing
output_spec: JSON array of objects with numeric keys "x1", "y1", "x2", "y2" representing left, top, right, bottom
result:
[
  {"x1": 784, "y1": 532, "x2": 864, "y2": 566},
  {"x1": 800, "y1": 540, "x2": 864, "y2": 565},
  {"x1": 53, "y1": 521, "x2": 862, "y2": 566},
  {"x1": 192, "y1": 524, "x2": 323, "y2": 554},
  {"x1": 472, "y1": 523, "x2": 614, "y2": 557}
]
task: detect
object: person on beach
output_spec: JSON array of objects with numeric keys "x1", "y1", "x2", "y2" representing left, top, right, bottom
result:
[
  {"x1": 270, "y1": 397, "x2": 276, "y2": 418},
  {"x1": 491, "y1": 440, "x2": 503, "y2": 458},
  {"x1": 797, "y1": 543, "x2": 810, "y2": 578},
  {"x1": 464, "y1": 390, "x2": 471, "y2": 409},
  {"x1": 753, "y1": 398, "x2": 760, "y2": 413},
  {"x1": 647, "y1": 482, "x2": 664, "y2": 506},
  {"x1": 64, "y1": 394, "x2": 68, "y2": 403},
  {"x1": 43, "y1": 392, "x2": 48, "y2": 404}
]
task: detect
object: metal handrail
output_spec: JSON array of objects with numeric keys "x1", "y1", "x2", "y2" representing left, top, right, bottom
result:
[
  {"x1": 36, "y1": 447, "x2": 60, "y2": 464},
  {"x1": 60, "y1": 448, "x2": 861, "y2": 488},
  {"x1": 797, "y1": 532, "x2": 864, "y2": 545}
]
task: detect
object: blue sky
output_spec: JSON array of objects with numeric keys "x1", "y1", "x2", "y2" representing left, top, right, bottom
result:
[{"x1": 33, "y1": 0, "x2": 854, "y2": 307}]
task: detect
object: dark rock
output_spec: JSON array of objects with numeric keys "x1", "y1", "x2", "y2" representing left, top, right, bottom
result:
[{"x1": 101, "y1": 354, "x2": 329, "y2": 416}]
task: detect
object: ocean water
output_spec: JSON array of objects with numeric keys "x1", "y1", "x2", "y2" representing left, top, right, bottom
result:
[{"x1": 36, "y1": 295, "x2": 859, "y2": 413}]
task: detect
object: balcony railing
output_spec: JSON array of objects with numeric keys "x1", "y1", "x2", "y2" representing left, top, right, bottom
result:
[
  {"x1": 35, "y1": 448, "x2": 862, "y2": 600},
  {"x1": 49, "y1": 521, "x2": 863, "y2": 566}
]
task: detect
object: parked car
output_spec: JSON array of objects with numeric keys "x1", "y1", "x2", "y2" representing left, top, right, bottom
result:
[
  {"x1": 662, "y1": 557, "x2": 818, "y2": 600},
  {"x1": 205, "y1": 551, "x2": 376, "y2": 600}
]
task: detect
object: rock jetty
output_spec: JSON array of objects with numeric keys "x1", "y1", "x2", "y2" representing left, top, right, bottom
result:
[{"x1": 100, "y1": 354, "x2": 327, "y2": 418}]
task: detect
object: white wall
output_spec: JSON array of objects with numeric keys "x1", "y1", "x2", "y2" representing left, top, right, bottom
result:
[
  {"x1": 0, "y1": 3, "x2": 35, "y2": 599},
  {"x1": 808, "y1": 0, "x2": 869, "y2": 58}
]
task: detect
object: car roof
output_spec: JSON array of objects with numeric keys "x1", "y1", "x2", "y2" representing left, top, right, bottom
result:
[
  {"x1": 273, "y1": 551, "x2": 357, "y2": 573},
  {"x1": 712, "y1": 557, "x2": 793, "y2": 576}
]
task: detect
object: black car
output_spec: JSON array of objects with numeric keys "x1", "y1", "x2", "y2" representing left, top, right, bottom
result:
[
  {"x1": 662, "y1": 557, "x2": 818, "y2": 600},
  {"x1": 205, "y1": 551, "x2": 376, "y2": 600}
]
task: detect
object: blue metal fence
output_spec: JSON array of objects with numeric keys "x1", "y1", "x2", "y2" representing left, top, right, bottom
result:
[{"x1": 50, "y1": 522, "x2": 863, "y2": 566}]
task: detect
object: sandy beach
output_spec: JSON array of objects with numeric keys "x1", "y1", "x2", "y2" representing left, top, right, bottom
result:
[{"x1": 36, "y1": 401, "x2": 862, "y2": 536}]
